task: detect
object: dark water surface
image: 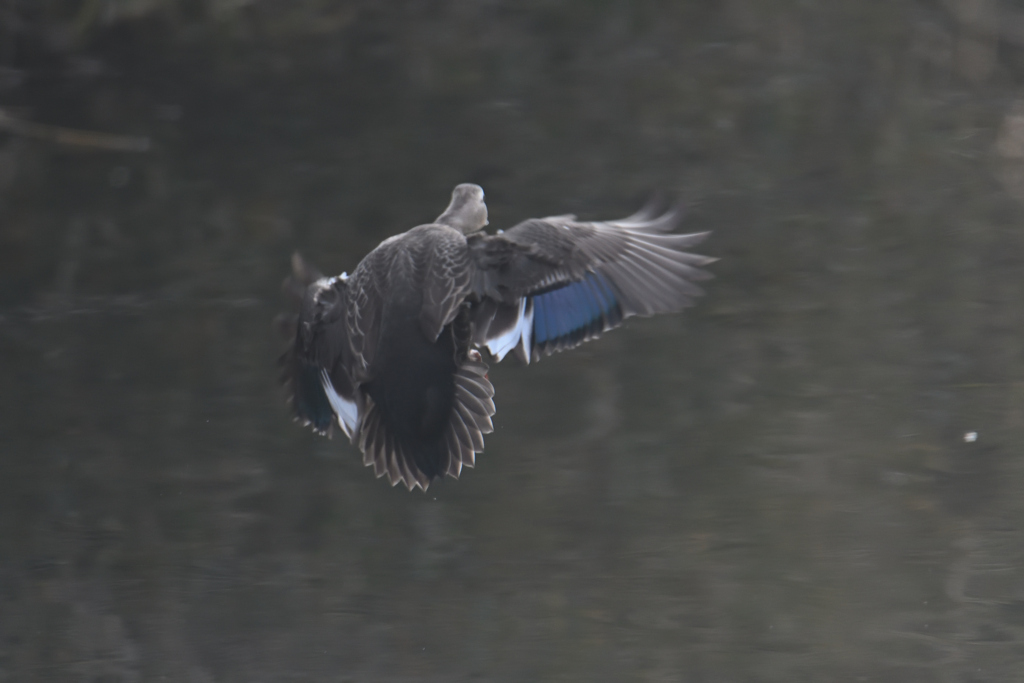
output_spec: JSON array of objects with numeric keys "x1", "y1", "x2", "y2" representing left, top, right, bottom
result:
[{"x1": 3, "y1": 2, "x2": 1024, "y2": 681}]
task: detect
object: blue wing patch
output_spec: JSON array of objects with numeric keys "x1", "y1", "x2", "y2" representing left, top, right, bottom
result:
[
  {"x1": 293, "y1": 362, "x2": 335, "y2": 434},
  {"x1": 530, "y1": 271, "x2": 622, "y2": 350}
]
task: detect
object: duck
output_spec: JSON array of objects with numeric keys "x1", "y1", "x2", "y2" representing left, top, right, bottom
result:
[{"x1": 279, "y1": 184, "x2": 715, "y2": 491}]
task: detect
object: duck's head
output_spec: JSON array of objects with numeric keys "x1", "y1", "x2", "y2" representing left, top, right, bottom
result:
[{"x1": 436, "y1": 183, "x2": 488, "y2": 234}]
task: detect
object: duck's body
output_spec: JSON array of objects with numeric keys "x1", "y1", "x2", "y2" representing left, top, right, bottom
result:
[{"x1": 281, "y1": 184, "x2": 714, "y2": 490}]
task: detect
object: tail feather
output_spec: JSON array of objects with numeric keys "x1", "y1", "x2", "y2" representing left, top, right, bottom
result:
[
  {"x1": 355, "y1": 358, "x2": 495, "y2": 491},
  {"x1": 445, "y1": 429, "x2": 463, "y2": 478},
  {"x1": 457, "y1": 403, "x2": 486, "y2": 451}
]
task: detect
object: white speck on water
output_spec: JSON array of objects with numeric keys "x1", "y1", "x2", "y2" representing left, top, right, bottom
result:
[{"x1": 963, "y1": 431, "x2": 978, "y2": 443}]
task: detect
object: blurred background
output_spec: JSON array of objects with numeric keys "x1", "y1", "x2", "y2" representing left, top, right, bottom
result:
[{"x1": 3, "y1": 1, "x2": 1024, "y2": 680}]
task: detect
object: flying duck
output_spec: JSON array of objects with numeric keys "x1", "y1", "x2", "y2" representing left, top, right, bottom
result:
[{"x1": 280, "y1": 184, "x2": 714, "y2": 491}]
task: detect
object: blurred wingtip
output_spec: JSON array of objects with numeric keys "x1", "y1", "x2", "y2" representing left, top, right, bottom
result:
[
  {"x1": 282, "y1": 251, "x2": 326, "y2": 304},
  {"x1": 291, "y1": 251, "x2": 323, "y2": 284},
  {"x1": 619, "y1": 192, "x2": 667, "y2": 225}
]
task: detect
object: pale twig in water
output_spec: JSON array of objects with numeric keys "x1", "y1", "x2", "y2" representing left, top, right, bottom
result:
[{"x1": 0, "y1": 107, "x2": 150, "y2": 152}]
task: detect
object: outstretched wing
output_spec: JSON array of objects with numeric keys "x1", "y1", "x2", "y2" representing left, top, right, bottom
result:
[
  {"x1": 468, "y1": 205, "x2": 714, "y2": 361},
  {"x1": 279, "y1": 253, "x2": 360, "y2": 439}
]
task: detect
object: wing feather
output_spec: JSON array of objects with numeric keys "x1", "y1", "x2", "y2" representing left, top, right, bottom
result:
[
  {"x1": 468, "y1": 206, "x2": 713, "y2": 361},
  {"x1": 279, "y1": 253, "x2": 361, "y2": 435},
  {"x1": 418, "y1": 227, "x2": 473, "y2": 341}
]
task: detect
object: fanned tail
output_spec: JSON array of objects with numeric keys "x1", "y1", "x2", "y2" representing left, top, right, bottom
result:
[
  {"x1": 444, "y1": 359, "x2": 495, "y2": 478},
  {"x1": 359, "y1": 358, "x2": 495, "y2": 491}
]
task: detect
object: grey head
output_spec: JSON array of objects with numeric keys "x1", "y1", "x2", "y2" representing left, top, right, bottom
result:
[{"x1": 435, "y1": 183, "x2": 488, "y2": 234}]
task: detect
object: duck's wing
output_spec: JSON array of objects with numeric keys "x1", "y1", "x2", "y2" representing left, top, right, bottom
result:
[
  {"x1": 467, "y1": 206, "x2": 715, "y2": 362},
  {"x1": 280, "y1": 253, "x2": 360, "y2": 440}
]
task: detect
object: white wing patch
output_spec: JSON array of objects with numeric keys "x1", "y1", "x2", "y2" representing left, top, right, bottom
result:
[
  {"x1": 321, "y1": 370, "x2": 359, "y2": 440},
  {"x1": 517, "y1": 299, "x2": 534, "y2": 363},
  {"x1": 485, "y1": 297, "x2": 534, "y2": 363}
]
